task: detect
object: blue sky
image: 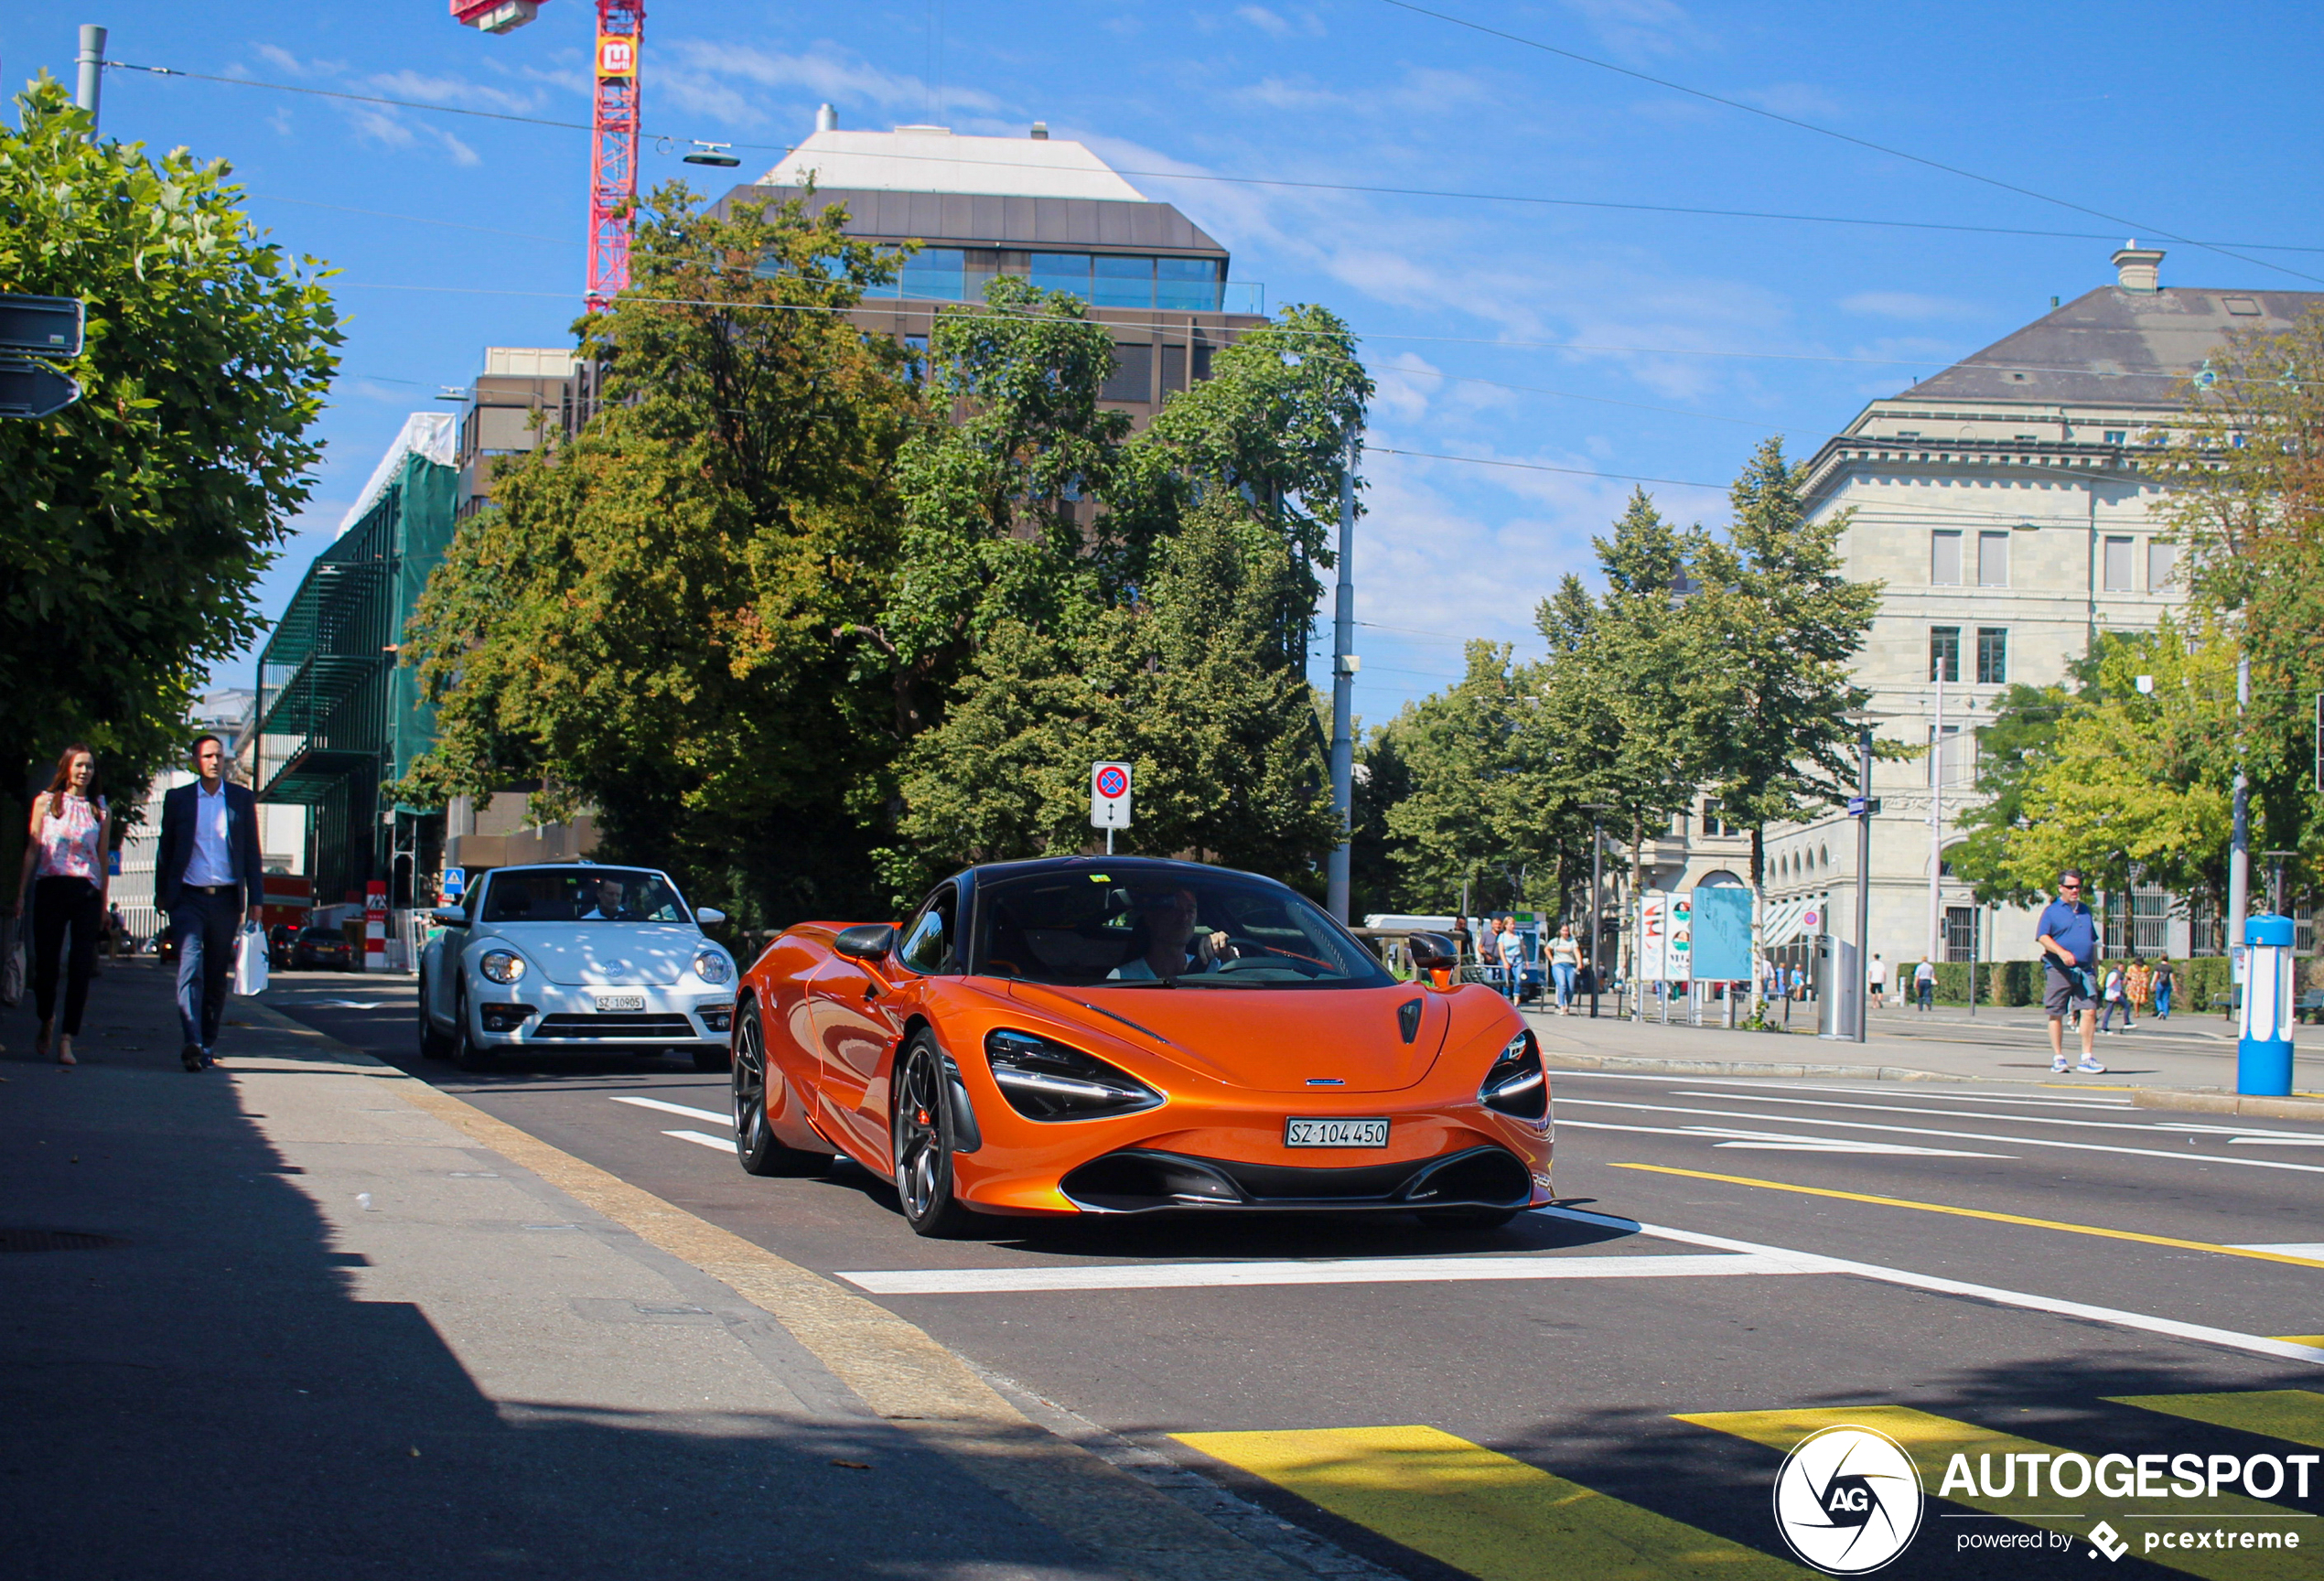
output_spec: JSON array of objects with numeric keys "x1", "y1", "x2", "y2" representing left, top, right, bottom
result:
[{"x1": 8, "y1": 2, "x2": 2321, "y2": 719}]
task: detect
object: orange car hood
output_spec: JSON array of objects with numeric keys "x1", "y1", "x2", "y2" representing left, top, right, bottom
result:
[{"x1": 1004, "y1": 981, "x2": 1450, "y2": 1093}]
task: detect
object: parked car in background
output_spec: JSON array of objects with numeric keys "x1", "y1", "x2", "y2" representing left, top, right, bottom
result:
[{"x1": 288, "y1": 925, "x2": 356, "y2": 972}]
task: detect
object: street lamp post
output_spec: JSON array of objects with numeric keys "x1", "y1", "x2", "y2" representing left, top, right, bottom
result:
[
  {"x1": 1842, "y1": 710, "x2": 1888, "y2": 1043},
  {"x1": 1582, "y1": 802, "x2": 1610, "y2": 1018}
]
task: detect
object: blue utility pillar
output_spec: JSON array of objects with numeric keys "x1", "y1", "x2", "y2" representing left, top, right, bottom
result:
[{"x1": 2238, "y1": 913, "x2": 2296, "y2": 1097}]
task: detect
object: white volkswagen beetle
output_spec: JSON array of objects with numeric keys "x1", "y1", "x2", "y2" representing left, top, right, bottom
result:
[{"x1": 416, "y1": 862, "x2": 738, "y2": 1071}]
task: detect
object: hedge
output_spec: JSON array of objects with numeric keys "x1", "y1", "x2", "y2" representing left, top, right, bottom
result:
[{"x1": 1905, "y1": 957, "x2": 2242, "y2": 1015}]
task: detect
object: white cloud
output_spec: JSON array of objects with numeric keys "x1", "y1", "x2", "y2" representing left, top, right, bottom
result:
[
  {"x1": 651, "y1": 38, "x2": 1001, "y2": 133},
  {"x1": 1556, "y1": 0, "x2": 1715, "y2": 59},
  {"x1": 1235, "y1": 5, "x2": 1325, "y2": 39},
  {"x1": 253, "y1": 44, "x2": 347, "y2": 79},
  {"x1": 364, "y1": 70, "x2": 543, "y2": 116},
  {"x1": 1741, "y1": 81, "x2": 1845, "y2": 120}
]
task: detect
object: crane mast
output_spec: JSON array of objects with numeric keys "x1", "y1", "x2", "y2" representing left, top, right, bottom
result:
[{"x1": 450, "y1": 0, "x2": 641, "y2": 310}]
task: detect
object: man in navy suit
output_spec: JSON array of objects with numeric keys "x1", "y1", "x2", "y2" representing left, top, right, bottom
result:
[{"x1": 156, "y1": 734, "x2": 266, "y2": 1071}]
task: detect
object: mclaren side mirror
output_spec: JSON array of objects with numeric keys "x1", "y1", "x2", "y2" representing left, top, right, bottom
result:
[
  {"x1": 695, "y1": 907, "x2": 726, "y2": 926},
  {"x1": 834, "y1": 923, "x2": 898, "y2": 962},
  {"x1": 1407, "y1": 931, "x2": 1459, "y2": 988},
  {"x1": 430, "y1": 908, "x2": 469, "y2": 926}
]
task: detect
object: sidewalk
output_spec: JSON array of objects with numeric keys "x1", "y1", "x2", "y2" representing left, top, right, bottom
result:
[
  {"x1": 1520, "y1": 993, "x2": 2324, "y2": 1102},
  {"x1": 0, "y1": 961, "x2": 1304, "y2": 1581}
]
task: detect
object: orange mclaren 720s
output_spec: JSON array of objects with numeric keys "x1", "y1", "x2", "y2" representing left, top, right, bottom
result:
[{"x1": 726, "y1": 855, "x2": 1555, "y2": 1236}]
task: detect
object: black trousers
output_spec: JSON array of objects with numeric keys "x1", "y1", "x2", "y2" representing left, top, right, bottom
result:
[{"x1": 32, "y1": 876, "x2": 102, "y2": 1036}]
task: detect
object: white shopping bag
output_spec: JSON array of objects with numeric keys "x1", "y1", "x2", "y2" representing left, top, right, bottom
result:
[{"x1": 232, "y1": 920, "x2": 269, "y2": 996}]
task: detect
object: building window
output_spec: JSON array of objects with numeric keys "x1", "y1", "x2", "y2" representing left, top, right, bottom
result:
[
  {"x1": 2103, "y1": 536, "x2": 2136, "y2": 592},
  {"x1": 2103, "y1": 429, "x2": 2126, "y2": 445},
  {"x1": 1931, "y1": 530, "x2": 1963, "y2": 585},
  {"x1": 1702, "y1": 800, "x2": 1734, "y2": 838},
  {"x1": 1975, "y1": 628, "x2": 2007, "y2": 685},
  {"x1": 897, "y1": 247, "x2": 966, "y2": 301},
  {"x1": 1029, "y1": 253, "x2": 1093, "y2": 301},
  {"x1": 1976, "y1": 531, "x2": 2008, "y2": 586},
  {"x1": 1100, "y1": 343, "x2": 1154, "y2": 404},
  {"x1": 1944, "y1": 906, "x2": 1976, "y2": 963},
  {"x1": 1930, "y1": 626, "x2": 1961, "y2": 683},
  {"x1": 901, "y1": 333, "x2": 928, "y2": 383},
  {"x1": 1930, "y1": 723, "x2": 1969, "y2": 787},
  {"x1": 2146, "y1": 540, "x2": 2179, "y2": 590},
  {"x1": 2133, "y1": 887, "x2": 2169, "y2": 956},
  {"x1": 1157, "y1": 256, "x2": 1224, "y2": 311}
]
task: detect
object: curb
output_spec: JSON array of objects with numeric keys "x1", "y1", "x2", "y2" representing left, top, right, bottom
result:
[
  {"x1": 2131, "y1": 1088, "x2": 2324, "y2": 1123},
  {"x1": 242, "y1": 995, "x2": 1308, "y2": 1581},
  {"x1": 1535, "y1": 1050, "x2": 1981, "y2": 1083}
]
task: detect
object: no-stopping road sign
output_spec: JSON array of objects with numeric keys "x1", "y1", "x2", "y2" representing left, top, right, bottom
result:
[{"x1": 1091, "y1": 761, "x2": 1132, "y2": 829}]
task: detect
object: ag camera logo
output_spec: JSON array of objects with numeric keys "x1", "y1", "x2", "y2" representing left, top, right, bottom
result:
[{"x1": 1773, "y1": 1425, "x2": 1924, "y2": 1574}]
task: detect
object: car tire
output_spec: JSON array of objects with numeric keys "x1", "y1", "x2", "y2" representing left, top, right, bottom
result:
[
  {"x1": 1416, "y1": 1207, "x2": 1521, "y2": 1231},
  {"x1": 417, "y1": 972, "x2": 453, "y2": 1061},
  {"x1": 731, "y1": 1005, "x2": 832, "y2": 1178},
  {"x1": 450, "y1": 983, "x2": 496, "y2": 1072},
  {"x1": 892, "y1": 1031, "x2": 979, "y2": 1239}
]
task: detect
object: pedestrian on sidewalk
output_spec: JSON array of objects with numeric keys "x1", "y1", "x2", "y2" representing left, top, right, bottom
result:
[
  {"x1": 1491, "y1": 917, "x2": 1523, "y2": 1000},
  {"x1": 2151, "y1": 959, "x2": 2175, "y2": 1020},
  {"x1": 1914, "y1": 955, "x2": 1935, "y2": 1011},
  {"x1": 1867, "y1": 952, "x2": 1887, "y2": 1010},
  {"x1": 156, "y1": 734, "x2": 266, "y2": 1072},
  {"x1": 11, "y1": 745, "x2": 110, "y2": 1066},
  {"x1": 1549, "y1": 923, "x2": 1581, "y2": 1013},
  {"x1": 2127, "y1": 957, "x2": 2152, "y2": 1022},
  {"x1": 2036, "y1": 868, "x2": 2105, "y2": 1074}
]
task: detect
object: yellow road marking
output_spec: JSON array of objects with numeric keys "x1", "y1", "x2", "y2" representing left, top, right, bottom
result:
[
  {"x1": 2276, "y1": 1335, "x2": 2324, "y2": 1348},
  {"x1": 2111, "y1": 1390, "x2": 2324, "y2": 1449},
  {"x1": 1610, "y1": 1163, "x2": 2324, "y2": 1269},
  {"x1": 1679, "y1": 1405, "x2": 2312, "y2": 1581},
  {"x1": 1174, "y1": 1425, "x2": 1809, "y2": 1580}
]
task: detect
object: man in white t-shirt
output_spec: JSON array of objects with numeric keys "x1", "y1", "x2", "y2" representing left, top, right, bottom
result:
[
  {"x1": 1867, "y1": 952, "x2": 1887, "y2": 1010},
  {"x1": 1914, "y1": 955, "x2": 1936, "y2": 1011}
]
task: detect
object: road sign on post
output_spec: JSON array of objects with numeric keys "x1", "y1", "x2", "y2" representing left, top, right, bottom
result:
[
  {"x1": 0, "y1": 361, "x2": 81, "y2": 419},
  {"x1": 1091, "y1": 761, "x2": 1132, "y2": 854},
  {"x1": 0, "y1": 294, "x2": 84, "y2": 357}
]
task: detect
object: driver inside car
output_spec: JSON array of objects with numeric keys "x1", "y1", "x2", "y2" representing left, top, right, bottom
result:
[
  {"x1": 578, "y1": 877, "x2": 637, "y2": 921},
  {"x1": 1108, "y1": 887, "x2": 1236, "y2": 983}
]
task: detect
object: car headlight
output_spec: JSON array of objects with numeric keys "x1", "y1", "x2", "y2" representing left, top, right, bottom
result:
[
  {"x1": 1479, "y1": 1029, "x2": 1548, "y2": 1121},
  {"x1": 692, "y1": 949, "x2": 734, "y2": 984},
  {"x1": 984, "y1": 1028, "x2": 1162, "y2": 1122},
  {"x1": 479, "y1": 949, "x2": 527, "y2": 985}
]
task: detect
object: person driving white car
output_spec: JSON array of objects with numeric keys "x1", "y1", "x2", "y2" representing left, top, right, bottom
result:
[{"x1": 578, "y1": 877, "x2": 639, "y2": 921}]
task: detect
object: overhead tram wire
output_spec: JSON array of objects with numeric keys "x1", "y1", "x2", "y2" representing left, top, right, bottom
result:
[
  {"x1": 1372, "y1": 0, "x2": 2324, "y2": 289},
  {"x1": 103, "y1": 60, "x2": 2324, "y2": 258}
]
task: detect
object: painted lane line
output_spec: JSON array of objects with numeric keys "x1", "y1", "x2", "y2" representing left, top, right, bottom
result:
[
  {"x1": 1672, "y1": 1082, "x2": 2136, "y2": 1113},
  {"x1": 662, "y1": 1129, "x2": 734, "y2": 1153},
  {"x1": 1556, "y1": 1116, "x2": 2010, "y2": 1158},
  {"x1": 836, "y1": 1252, "x2": 1824, "y2": 1296},
  {"x1": 1548, "y1": 1069, "x2": 2136, "y2": 1108},
  {"x1": 1672, "y1": 1090, "x2": 2323, "y2": 1141},
  {"x1": 1607, "y1": 1163, "x2": 2324, "y2": 1270},
  {"x1": 1176, "y1": 1425, "x2": 1814, "y2": 1581},
  {"x1": 2109, "y1": 1389, "x2": 2324, "y2": 1451},
  {"x1": 2228, "y1": 1137, "x2": 2324, "y2": 1146},
  {"x1": 610, "y1": 1094, "x2": 731, "y2": 1126},
  {"x1": 1531, "y1": 1204, "x2": 2324, "y2": 1369},
  {"x1": 1555, "y1": 1095, "x2": 2324, "y2": 1175},
  {"x1": 2237, "y1": 1242, "x2": 2324, "y2": 1258}
]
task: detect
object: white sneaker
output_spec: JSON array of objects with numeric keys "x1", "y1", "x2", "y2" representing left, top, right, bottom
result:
[
  {"x1": 2076, "y1": 1059, "x2": 2106, "y2": 1075},
  {"x1": 2051, "y1": 1056, "x2": 2070, "y2": 1073}
]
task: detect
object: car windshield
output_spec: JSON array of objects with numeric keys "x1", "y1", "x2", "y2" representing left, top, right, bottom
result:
[
  {"x1": 970, "y1": 867, "x2": 1393, "y2": 989},
  {"x1": 479, "y1": 867, "x2": 690, "y2": 924}
]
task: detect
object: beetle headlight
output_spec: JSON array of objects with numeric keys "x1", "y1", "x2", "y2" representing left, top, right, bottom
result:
[
  {"x1": 692, "y1": 949, "x2": 734, "y2": 984},
  {"x1": 985, "y1": 1029, "x2": 1162, "y2": 1122},
  {"x1": 1479, "y1": 1029, "x2": 1548, "y2": 1121},
  {"x1": 479, "y1": 949, "x2": 527, "y2": 985}
]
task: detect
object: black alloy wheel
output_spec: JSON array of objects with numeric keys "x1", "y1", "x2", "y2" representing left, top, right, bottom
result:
[
  {"x1": 416, "y1": 971, "x2": 452, "y2": 1060},
  {"x1": 731, "y1": 1004, "x2": 831, "y2": 1178},
  {"x1": 450, "y1": 981, "x2": 496, "y2": 1072},
  {"x1": 892, "y1": 1032, "x2": 977, "y2": 1238}
]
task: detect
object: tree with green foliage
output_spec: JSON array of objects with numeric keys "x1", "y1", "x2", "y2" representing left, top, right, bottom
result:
[
  {"x1": 1377, "y1": 641, "x2": 1558, "y2": 915},
  {"x1": 2154, "y1": 306, "x2": 2324, "y2": 902},
  {"x1": 398, "y1": 181, "x2": 916, "y2": 925},
  {"x1": 867, "y1": 293, "x2": 1367, "y2": 901},
  {"x1": 0, "y1": 77, "x2": 340, "y2": 821},
  {"x1": 1681, "y1": 438, "x2": 1881, "y2": 1018}
]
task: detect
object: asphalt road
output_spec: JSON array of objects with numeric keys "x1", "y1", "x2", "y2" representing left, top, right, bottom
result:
[{"x1": 270, "y1": 971, "x2": 2324, "y2": 1581}]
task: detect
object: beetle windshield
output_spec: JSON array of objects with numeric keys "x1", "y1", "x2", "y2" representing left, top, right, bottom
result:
[
  {"x1": 479, "y1": 868, "x2": 691, "y2": 924},
  {"x1": 970, "y1": 868, "x2": 1393, "y2": 989}
]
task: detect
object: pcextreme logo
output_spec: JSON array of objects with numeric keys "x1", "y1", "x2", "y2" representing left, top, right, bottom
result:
[{"x1": 1773, "y1": 1425, "x2": 1925, "y2": 1574}]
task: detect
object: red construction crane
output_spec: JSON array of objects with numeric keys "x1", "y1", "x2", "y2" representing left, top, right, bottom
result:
[{"x1": 451, "y1": 1, "x2": 642, "y2": 311}]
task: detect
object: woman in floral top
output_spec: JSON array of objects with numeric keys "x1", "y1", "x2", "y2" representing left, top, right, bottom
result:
[{"x1": 11, "y1": 745, "x2": 111, "y2": 1066}]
